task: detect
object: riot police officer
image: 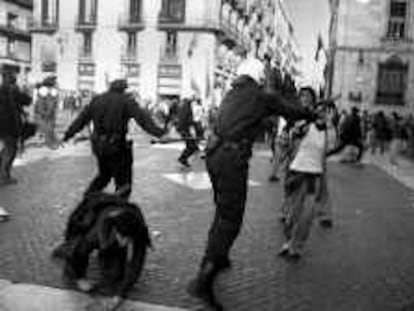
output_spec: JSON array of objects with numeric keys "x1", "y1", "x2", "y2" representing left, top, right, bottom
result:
[
  {"x1": 187, "y1": 58, "x2": 315, "y2": 309},
  {"x1": 62, "y1": 79, "x2": 165, "y2": 199}
]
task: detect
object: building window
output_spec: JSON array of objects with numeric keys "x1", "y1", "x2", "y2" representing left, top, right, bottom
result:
[
  {"x1": 160, "y1": 0, "x2": 185, "y2": 22},
  {"x1": 129, "y1": 0, "x2": 141, "y2": 22},
  {"x1": 79, "y1": 0, "x2": 97, "y2": 24},
  {"x1": 7, "y1": 13, "x2": 18, "y2": 29},
  {"x1": 7, "y1": 38, "x2": 16, "y2": 56},
  {"x1": 376, "y1": 55, "x2": 408, "y2": 106},
  {"x1": 164, "y1": 30, "x2": 177, "y2": 59},
  {"x1": 78, "y1": 63, "x2": 95, "y2": 76},
  {"x1": 127, "y1": 32, "x2": 137, "y2": 56},
  {"x1": 82, "y1": 32, "x2": 93, "y2": 57},
  {"x1": 386, "y1": 0, "x2": 408, "y2": 39},
  {"x1": 41, "y1": 0, "x2": 59, "y2": 25}
]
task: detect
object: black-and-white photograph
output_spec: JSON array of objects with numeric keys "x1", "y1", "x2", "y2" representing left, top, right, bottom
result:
[{"x1": 0, "y1": 0, "x2": 414, "y2": 310}]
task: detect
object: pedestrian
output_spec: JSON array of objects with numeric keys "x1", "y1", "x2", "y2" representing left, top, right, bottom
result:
[
  {"x1": 34, "y1": 76, "x2": 59, "y2": 149},
  {"x1": 0, "y1": 72, "x2": 32, "y2": 185},
  {"x1": 327, "y1": 106, "x2": 364, "y2": 165},
  {"x1": 279, "y1": 101, "x2": 329, "y2": 259},
  {"x1": 402, "y1": 114, "x2": 414, "y2": 155},
  {"x1": 176, "y1": 96, "x2": 199, "y2": 168},
  {"x1": 187, "y1": 57, "x2": 314, "y2": 309},
  {"x1": 193, "y1": 98, "x2": 205, "y2": 141},
  {"x1": 263, "y1": 115, "x2": 279, "y2": 165},
  {"x1": 389, "y1": 112, "x2": 403, "y2": 166},
  {"x1": 164, "y1": 98, "x2": 179, "y2": 132},
  {"x1": 61, "y1": 77, "x2": 165, "y2": 199},
  {"x1": 371, "y1": 111, "x2": 390, "y2": 155}
]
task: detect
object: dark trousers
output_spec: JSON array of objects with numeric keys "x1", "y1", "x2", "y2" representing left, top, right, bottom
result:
[
  {"x1": 328, "y1": 138, "x2": 364, "y2": 161},
  {"x1": 86, "y1": 142, "x2": 133, "y2": 198},
  {"x1": 204, "y1": 145, "x2": 248, "y2": 265},
  {"x1": 179, "y1": 132, "x2": 199, "y2": 161},
  {"x1": 0, "y1": 136, "x2": 18, "y2": 179}
]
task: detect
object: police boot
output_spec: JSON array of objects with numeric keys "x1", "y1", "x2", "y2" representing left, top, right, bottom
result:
[{"x1": 187, "y1": 260, "x2": 223, "y2": 311}]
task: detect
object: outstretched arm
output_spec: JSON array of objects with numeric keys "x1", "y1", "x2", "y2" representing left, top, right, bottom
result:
[
  {"x1": 261, "y1": 92, "x2": 315, "y2": 122},
  {"x1": 63, "y1": 105, "x2": 92, "y2": 141},
  {"x1": 127, "y1": 100, "x2": 165, "y2": 138}
]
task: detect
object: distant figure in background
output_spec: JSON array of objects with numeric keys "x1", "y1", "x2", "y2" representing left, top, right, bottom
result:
[
  {"x1": 371, "y1": 110, "x2": 390, "y2": 155},
  {"x1": 389, "y1": 112, "x2": 403, "y2": 166},
  {"x1": 34, "y1": 76, "x2": 59, "y2": 149},
  {"x1": 0, "y1": 72, "x2": 32, "y2": 185},
  {"x1": 192, "y1": 98, "x2": 205, "y2": 141},
  {"x1": 268, "y1": 116, "x2": 287, "y2": 182},
  {"x1": 176, "y1": 96, "x2": 199, "y2": 168},
  {"x1": 327, "y1": 107, "x2": 364, "y2": 164},
  {"x1": 164, "y1": 98, "x2": 180, "y2": 132}
]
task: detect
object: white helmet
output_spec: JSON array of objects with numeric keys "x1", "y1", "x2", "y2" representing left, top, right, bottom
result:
[{"x1": 236, "y1": 57, "x2": 265, "y2": 85}]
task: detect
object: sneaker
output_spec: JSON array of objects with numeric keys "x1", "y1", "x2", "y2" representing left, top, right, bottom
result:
[
  {"x1": 178, "y1": 157, "x2": 191, "y2": 168},
  {"x1": 268, "y1": 175, "x2": 280, "y2": 182},
  {"x1": 278, "y1": 243, "x2": 290, "y2": 257},
  {"x1": 320, "y1": 219, "x2": 333, "y2": 229}
]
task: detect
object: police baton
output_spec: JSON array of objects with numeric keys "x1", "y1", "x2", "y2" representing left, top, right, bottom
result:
[{"x1": 150, "y1": 137, "x2": 201, "y2": 144}]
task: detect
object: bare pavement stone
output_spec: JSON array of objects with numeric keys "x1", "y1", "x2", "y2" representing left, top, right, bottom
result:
[
  {"x1": 0, "y1": 280, "x2": 189, "y2": 311},
  {"x1": 2, "y1": 140, "x2": 414, "y2": 310}
]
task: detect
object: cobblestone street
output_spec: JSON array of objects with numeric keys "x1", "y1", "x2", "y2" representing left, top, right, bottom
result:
[{"x1": 1, "y1": 134, "x2": 414, "y2": 310}]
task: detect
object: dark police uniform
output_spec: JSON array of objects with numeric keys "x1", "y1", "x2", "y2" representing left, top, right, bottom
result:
[
  {"x1": 189, "y1": 75, "x2": 314, "y2": 309},
  {"x1": 63, "y1": 80, "x2": 164, "y2": 198}
]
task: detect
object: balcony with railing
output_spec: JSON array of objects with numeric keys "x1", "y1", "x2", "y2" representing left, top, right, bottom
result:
[
  {"x1": 78, "y1": 45, "x2": 95, "y2": 76},
  {"x1": 158, "y1": 0, "x2": 186, "y2": 30},
  {"x1": 0, "y1": 19, "x2": 31, "y2": 41},
  {"x1": 75, "y1": 14, "x2": 97, "y2": 31},
  {"x1": 217, "y1": 2, "x2": 247, "y2": 50},
  {"x1": 29, "y1": 17, "x2": 58, "y2": 34},
  {"x1": 78, "y1": 49, "x2": 94, "y2": 64},
  {"x1": 121, "y1": 62, "x2": 140, "y2": 78},
  {"x1": 0, "y1": 50, "x2": 18, "y2": 61},
  {"x1": 78, "y1": 62, "x2": 95, "y2": 76},
  {"x1": 121, "y1": 48, "x2": 138, "y2": 63},
  {"x1": 118, "y1": 13, "x2": 144, "y2": 31},
  {"x1": 4, "y1": 0, "x2": 33, "y2": 9}
]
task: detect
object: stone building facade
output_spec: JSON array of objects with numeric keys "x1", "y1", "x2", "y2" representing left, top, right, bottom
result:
[
  {"x1": 30, "y1": 0, "x2": 301, "y2": 105},
  {"x1": 0, "y1": 0, "x2": 32, "y2": 86},
  {"x1": 328, "y1": 0, "x2": 414, "y2": 113}
]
